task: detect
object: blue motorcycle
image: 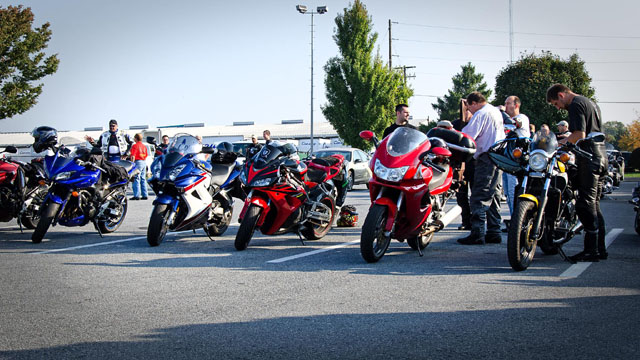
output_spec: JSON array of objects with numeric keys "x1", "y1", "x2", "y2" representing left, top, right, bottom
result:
[
  {"x1": 146, "y1": 135, "x2": 243, "y2": 246},
  {"x1": 30, "y1": 126, "x2": 139, "y2": 243}
]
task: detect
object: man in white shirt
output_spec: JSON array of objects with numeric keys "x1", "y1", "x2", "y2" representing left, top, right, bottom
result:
[
  {"x1": 458, "y1": 92, "x2": 505, "y2": 245},
  {"x1": 502, "y1": 96, "x2": 530, "y2": 224}
]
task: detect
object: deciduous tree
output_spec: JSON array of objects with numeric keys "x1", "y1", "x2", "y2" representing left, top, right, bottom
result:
[
  {"x1": 322, "y1": 0, "x2": 412, "y2": 150},
  {"x1": 0, "y1": 5, "x2": 59, "y2": 119}
]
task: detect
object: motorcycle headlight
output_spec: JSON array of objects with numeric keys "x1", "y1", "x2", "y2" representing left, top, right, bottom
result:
[
  {"x1": 151, "y1": 161, "x2": 162, "y2": 179},
  {"x1": 53, "y1": 171, "x2": 75, "y2": 181},
  {"x1": 529, "y1": 152, "x2": 548, "y2": 172},
  {"x1": 251, "y1": 177, "x2": 274, "y2": 188},
  {"x1": 164, "y1": 164, "x2": 186, "y2": 182},
  {"x1": 374, "y1": 159, "x2": 409, "y2": 182}
]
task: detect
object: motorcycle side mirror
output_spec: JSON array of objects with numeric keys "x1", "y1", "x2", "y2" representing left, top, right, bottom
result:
[
  {"x1": 146, "y1": 136, "x2": 157, "y2": 145},
  {"x1": 359, "y1": 130, "x2": 374, "y2": 141},
  {"x1": 3, "y1": 146, "x2": 17, "y2": 154}
]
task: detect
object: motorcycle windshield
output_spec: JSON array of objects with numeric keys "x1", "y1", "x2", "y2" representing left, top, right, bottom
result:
[
  {"x1": 386, "y1": 127, "x2": 429, "y2": 157},
  {"x1": 168, "y1": 134, "x2": 202, "y2": 156},
  {"x1": 530, "y1": 129, "x2": 558, "y2": 155},
  {"x1": 253, "y1": 143, "x2": 284, "y2": 170}
]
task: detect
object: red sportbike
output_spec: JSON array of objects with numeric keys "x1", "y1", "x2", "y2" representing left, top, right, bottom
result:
[
  {"x1": 359, "y1": 127, "x2": 476, "y2": 262},
  {"x1": 235, "y1": 142, "x2": 347, "y2": 251}
]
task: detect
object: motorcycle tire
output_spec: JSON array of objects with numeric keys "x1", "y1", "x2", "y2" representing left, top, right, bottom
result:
[
  {"x1": 360, "y1": 204, "x2": 391, "y2": 263},
  {"x1": 205, "y1": 207, "x2": 233, "y2": 237},
  {"x1": 407, "y1": 232, "x2": 434, "y2": 251},
  {"x1": 301, "y1": 196, "x2": 335, "y2": 240},
  {"x1": 147, "y1": 204, "x2": 170, "y2": 247},
  {"x1": 20, "y1": 186, "x2": 48, "y2": 229},
  {"x1": 235, "y1": 204, "x2": 261, "y2": 251},
  {"x1": 98, "y1": 194, "x2": 128, "y2": 233},
  {"x1": 31, "y1": 201, "x2": 60, "y2": 244},
  {"x1": 538, "y1": 231, "x2": 559, "y2": 255},
  {"x1": 635, "y1": 210, "x2": 640, "y2": 236},
  {"x1": 507, "y1": 200, "x2": 538, "y2": 271}
]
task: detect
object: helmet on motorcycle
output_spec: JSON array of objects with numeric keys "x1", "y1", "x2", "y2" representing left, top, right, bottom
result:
[
  {"x1": 336, "y1": 205, "x2": 358, "y2": 227},
  {"x1": 211, "y1": 141, "x2": 237, "y2": 164},
  {"x1": 31, "y1": 126, "x2": 58, "y2": 153}
]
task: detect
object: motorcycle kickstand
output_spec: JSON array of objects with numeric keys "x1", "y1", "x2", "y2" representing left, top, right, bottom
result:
[
  {"x1": 296, "y1": 228, "x2": 306, "y2": 246},
  {"x1": 93, "y1": 219, "x2": 104, "y2": 238},
  {"x1": 557, "y1": 246, "x2": 576, "y2": 264}
]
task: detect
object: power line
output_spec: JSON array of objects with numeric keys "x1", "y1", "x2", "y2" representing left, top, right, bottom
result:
[
  {"x1": 394, "y1": 38, "x2": 640, "y2": 52},
  {"x1": 394, "y1": 21, "x2": 640, "y2": 40}
]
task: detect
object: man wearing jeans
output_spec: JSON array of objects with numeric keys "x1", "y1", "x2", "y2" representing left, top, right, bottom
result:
[
  {"x1": 130, "y1": 133, "x2": 149, "y2": 200},
  {"x1": 457, "y1": 92, "x2": 505, "y2": 245}
]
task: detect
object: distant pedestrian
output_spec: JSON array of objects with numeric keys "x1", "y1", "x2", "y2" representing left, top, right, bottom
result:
[
  {"x1": 130, "y1": 133, "x2": 148, "y2": 200},
  {"x1": 85, "y1": 119, "x2": 133, "y2": 162},
  {"x1": 382, "y1": 104, "x2": 416, "y2": 139},
  {"x1": 263, "y1": 130, "x2": 272, "y2": 145},
  {"x1": 556, "y1": 120, "x2": 571, "y2": 140}
]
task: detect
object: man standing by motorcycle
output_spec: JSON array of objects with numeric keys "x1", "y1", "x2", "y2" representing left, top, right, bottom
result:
[
  {"x1": 503, "y1": 96, "x2": 530, "y2": 221},
  {"x1": 547, "y1": 84, "x2": 608, "y2": 262},
  {"x1": 85, "y1": 119, "x2": 133, "y2": 162},
  {"x1": 382, "y1": 104, "x2": 417, "y2": 139},
  {"x1": 458, "y1": 92, "x2": 505, "y2": 245}
]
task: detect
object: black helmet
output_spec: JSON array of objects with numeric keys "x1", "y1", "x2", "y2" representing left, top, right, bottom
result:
[
  {"x1": 211, "y1": 141, "x2": 237, "y2": 164},
  {"x1": 32, "y1": 126, "x2": 58, "y2": 153}
]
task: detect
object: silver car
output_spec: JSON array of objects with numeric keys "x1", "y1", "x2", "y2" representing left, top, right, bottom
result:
[{"x1": 313, "y1": 147, "x2": 372, "y2": 191}]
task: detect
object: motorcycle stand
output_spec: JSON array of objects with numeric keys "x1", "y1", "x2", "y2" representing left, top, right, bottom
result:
[
  {"x1": 557, "y1": 246, "x2": 577, "y2": 264},
  {"x1": 93, "y1": 219, "x2": 104, "y2": 238},
  {"x1": 295, "y1": 227, "x2": 306, "y2": 246}
]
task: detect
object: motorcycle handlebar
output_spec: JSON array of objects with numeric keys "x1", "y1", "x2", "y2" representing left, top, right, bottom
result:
[
  {"x1": 424, "y1": 159, "x2": 447, "y2": 173},
  {"x1": 562, "y1": 143, "x2": 593, "y2": 161},
  {"x1": 75, "y1": 159, "x2": 106, "y2": 173}
]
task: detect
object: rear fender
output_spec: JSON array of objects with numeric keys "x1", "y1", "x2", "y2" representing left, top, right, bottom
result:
[{"x1": 373, "y1": 197, "x2": 397, "y2": 231}]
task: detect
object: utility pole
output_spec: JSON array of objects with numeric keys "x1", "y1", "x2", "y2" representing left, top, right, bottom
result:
[
  {"x1": 388, "y1": 19, "x2": 392, "y2": 70},
  {"x1": 509, "y1": 0, "x2": 513, "y2": 63},
  {"x1": 395, "y1": 65, "x2": 415, "y2": 84}
]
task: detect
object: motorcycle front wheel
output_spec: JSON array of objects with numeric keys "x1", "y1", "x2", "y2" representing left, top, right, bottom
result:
[
  {"x1": 360, "y1": 204, "x2": 391, "y2": 263},
  {"x1": 205, "y1": 207, "x2": 233, "y2": 237},
  {"x1": 31, "y1": 201, "x2": 60, "y2": 243},
  {"x1": 301, "y1": 196, "x2": 335, "y2": 240},
  {"x1": 507, "y1": 200, "x2": 538, "y2": 271},
  {"x1": 234, "y1": 204, "x2": 261, "y2": 251},
  {"x1": 147, "y1": 204, "x2": 170, "y2": 246},
  {"x1": 98, "y1": 193, "x2": 128, "y2": 233}
]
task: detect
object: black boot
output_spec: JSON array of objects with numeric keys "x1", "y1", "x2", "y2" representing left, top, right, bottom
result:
[{"x1": 457, "y1": 232, "x2": 484, "y2": 245}]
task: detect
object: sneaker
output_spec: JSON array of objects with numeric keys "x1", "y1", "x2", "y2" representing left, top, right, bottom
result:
[
  {"x1": 485, "y1": 233, "x2": 502, "y2": 244},
  {"x1": 569, "y1": 251, "x2": 599, "y2": 263},
  {"x1": 141, "y1": 197, "x2": 148, "y2": 200},
  {"x1": 130, "y1": 197, "x2": 140, "y2": 201},
  {"x1": 457, "y1": 233, "x2": 484, "y2": 245}
]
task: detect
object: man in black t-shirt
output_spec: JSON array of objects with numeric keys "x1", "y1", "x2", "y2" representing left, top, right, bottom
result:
[
  {"x1": 382, "y1": 104, "x2": 416, "y2": 139},
  {"x1": 547, "y1": 84, "x2": 608, "y2": 262}
]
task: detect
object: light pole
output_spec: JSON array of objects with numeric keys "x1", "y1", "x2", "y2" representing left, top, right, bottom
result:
[{"x1": 296, "y1": 4, "x2": 327, "y2": 155}]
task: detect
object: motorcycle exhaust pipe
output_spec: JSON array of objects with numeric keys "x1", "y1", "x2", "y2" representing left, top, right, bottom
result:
[
  {"x1": 433, "y1": 205, "x2": 462, "y2": 229},
  {"x1": 570, "y1": 220, "x2": 583, "y2": 234}
]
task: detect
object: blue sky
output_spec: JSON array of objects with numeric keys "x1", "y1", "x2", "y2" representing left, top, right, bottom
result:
[{"x1": 3, "y1": 0, "x2": 640, "y2": 132}]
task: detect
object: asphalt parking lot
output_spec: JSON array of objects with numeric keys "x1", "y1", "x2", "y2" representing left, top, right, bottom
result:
[{"x1": 0, "y1": 182, "x2": 638, "y2": 359}]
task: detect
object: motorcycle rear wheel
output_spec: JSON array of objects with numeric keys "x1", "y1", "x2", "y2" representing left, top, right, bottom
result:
[
  {"x1": 301, "y1": 196, "x2": 335, "y2": 240},
  {"x1": 98, "y1": 194, "x2": 128, "y2": 233},
  {"x1": 235, "y1": 204, "x2": 261, "y2": 251},
  {"x1": 20, "y1": 186, "x2": 48, "y2": 229},
  {"x1": 360, "y1": 204, "x2": 391, "y2": 263},
  {"x1": 31, "y1": 201, "x2": 60, "y2": 244},
  {"x1": 205, "y1": 207, "x2": 233, "y2": 237},
  {"x1": 407, "y1": 233, "x2": 434, "y2": 251},
  {"x1": 147, "y1": 204, "x2": 170, "y2": 246},
  {"x1": 508, "y1": 200, "x2": 538, "y2": 271}
]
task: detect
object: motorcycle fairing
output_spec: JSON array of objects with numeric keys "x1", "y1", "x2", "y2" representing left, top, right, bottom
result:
[{"x1": 369, "y1": 179, "x2": 433, "y2": 236}]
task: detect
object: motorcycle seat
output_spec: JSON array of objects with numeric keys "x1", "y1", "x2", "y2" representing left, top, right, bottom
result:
[
  {"x1": 306, "y1": 168, "x2": 327, "y2": 184},
  {"x1": 210, "y1": 163, "x2": 235, "y2": 186},
  {"x1": 111, "y1": 160, "x2": 135, "y2": 173}
]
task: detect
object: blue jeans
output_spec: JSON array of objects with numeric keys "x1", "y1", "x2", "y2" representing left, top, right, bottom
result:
[
  {"x1": 502, "y1": 172, "x2": 517, "y2": 215},
  {"x1": 132, "y1": 160, "x2": 148, "y2": 198},
  {"x1": 470, "y1": 153, "x2": 502, "y2": 236}
]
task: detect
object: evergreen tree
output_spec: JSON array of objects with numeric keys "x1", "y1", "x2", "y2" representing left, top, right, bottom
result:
[
  {"x1": 432, "y1": 63, "x2": 491, "y2": 122},
  {"x1": 322, "y1": 0, "x2": 412, "y2": 150}
]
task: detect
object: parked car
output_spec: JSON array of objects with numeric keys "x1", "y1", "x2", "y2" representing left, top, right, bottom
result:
[{"x1": 312, "y1": 147, "x2": 372, "y2": 190}]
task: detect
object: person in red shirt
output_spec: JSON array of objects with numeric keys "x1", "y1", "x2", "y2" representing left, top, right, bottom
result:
[{"x1": 130, "y1": 133, "x2": 148, "y2": 200}]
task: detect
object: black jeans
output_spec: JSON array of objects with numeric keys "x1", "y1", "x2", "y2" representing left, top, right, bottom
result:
[{"x1": 575, "y1": 142, "x2": 607, "y2": 253}]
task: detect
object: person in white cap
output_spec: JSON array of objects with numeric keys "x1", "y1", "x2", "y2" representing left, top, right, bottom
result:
[
  {"x1": 246, "y1": 134, "x2": 262, "y2": 158},
  {"x1": 436, "y1": 120, "x2": 453, "y2": 129},
  {"x1": 556, "y1": 120, "x2": 571, "y2": 140}
]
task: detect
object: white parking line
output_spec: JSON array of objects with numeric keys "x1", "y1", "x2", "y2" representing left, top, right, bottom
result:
[
  {"x1": 559, "y1": 228, "x2": 623, "y2": 278},
  {"x1": 267, "y1": 240, "x2": 360, "y2": 264}
]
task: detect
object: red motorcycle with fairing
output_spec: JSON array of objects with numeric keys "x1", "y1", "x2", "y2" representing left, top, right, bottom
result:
[
  {"x1": 234, "y1": 142, "x2": 347, "y2": 251},
  {"x1": 358, "y1": 127, "x2": 476, "y2": 262}
]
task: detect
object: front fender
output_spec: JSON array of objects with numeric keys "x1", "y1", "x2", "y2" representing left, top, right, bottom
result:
[
  {"x1": 373, "y1": 197, "x2": 397, "y2": 231},
  {"x1": 153, "y1": 194, "x2": 175, "y2": 205},
  {"x1": 518, "y1": 194, "x2": 539, "y2": 208}
]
